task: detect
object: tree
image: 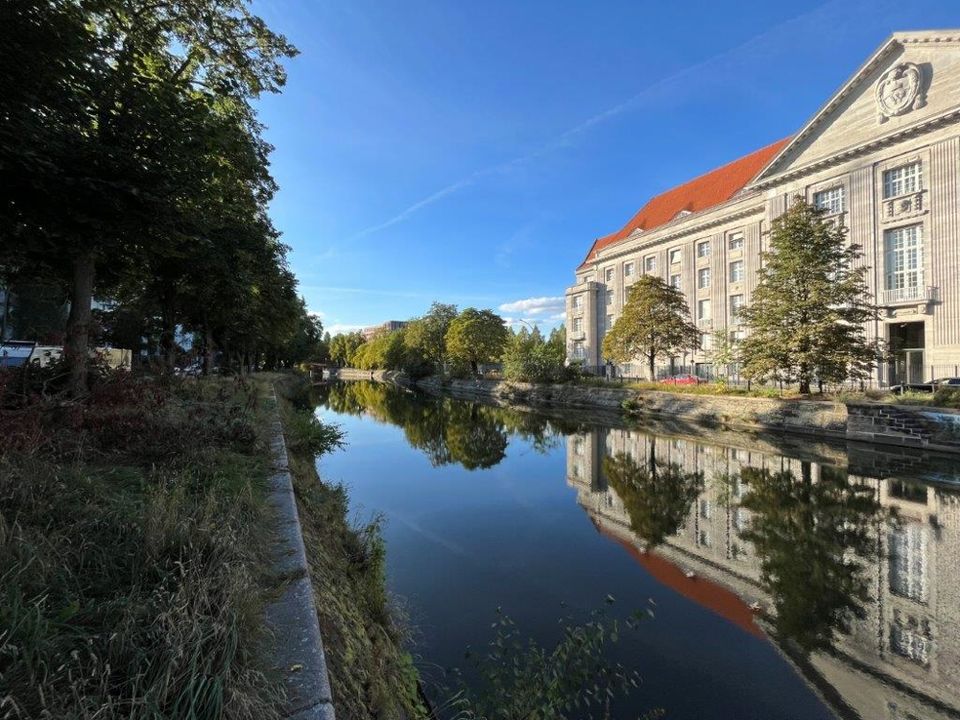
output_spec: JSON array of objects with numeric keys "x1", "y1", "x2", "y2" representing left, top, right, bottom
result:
[
  {"x1": 602, "y1": 275, "x2": 699, "y2": 381},
  {"x1": 330, "y1": 331, "x2": 365, "y2": 367},
  {"x1": 739, "y1": 197, "x2": 880, "y2": 394},
  {"x1": 740, "y1": 464, "x2": 880, "y2": 651},
  {"x1": 501, "y1": 326, "x2": 566, "y2": 383},
  {"x1": 404, "y1": 302, "x2": 457, "y2": 368},
  {"x1": 603, "y1": 438, "x2": 703, "y2": 548},
  {"x1": 708, "y1": 328, "x2": 740, "y2": 383},
  {"x1": 445, "y1": 308, "x2": 509, "y2": 375}
]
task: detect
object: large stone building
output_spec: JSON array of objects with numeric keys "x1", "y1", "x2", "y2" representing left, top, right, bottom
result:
[{"x1": 566, "y1": 31, "x2": 960, "y2": 385}]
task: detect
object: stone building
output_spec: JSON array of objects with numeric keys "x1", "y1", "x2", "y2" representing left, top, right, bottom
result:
[
  {"x1": 567, "y1": 426, "x2": 960, "y2": 719},
  {"x1": 566, "y1": 31, "x2": 960, "y2": 385}
]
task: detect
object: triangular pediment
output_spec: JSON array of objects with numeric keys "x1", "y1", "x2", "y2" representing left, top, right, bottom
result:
[{"x1": 751, "y1": 31, "x2": 960, "y2": 185}]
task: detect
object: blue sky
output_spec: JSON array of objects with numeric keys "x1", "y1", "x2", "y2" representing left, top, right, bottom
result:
[{"x1": 253, "y1": 0, "x2": 958, "y2": 335}]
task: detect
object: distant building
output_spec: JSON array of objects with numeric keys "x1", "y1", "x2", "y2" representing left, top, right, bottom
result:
[
  {"x1": 567, "y1": 31, "x2": 960, "y2": 386},
  {"x1": 361, "y1": 320, "x2": 408, "y2": 341}
]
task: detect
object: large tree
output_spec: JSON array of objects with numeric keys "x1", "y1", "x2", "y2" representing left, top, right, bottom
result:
[
  {"x1": 445, "y1": 308, "x2": 509, "y2": 374},
  {"x1": 602, "y1": 275, "x2": 699, "y2": 381},
  {"x1": 404, "y1": 301, "x2": 458, "y2": 368},
  {"x1": 739, "y1": 197, "x2": 879, "y2": 394}
]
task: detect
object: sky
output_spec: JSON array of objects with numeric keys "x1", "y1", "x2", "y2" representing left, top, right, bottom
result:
[{"x1": 252, "y1": 0, "x2": 959, "y2": 335}]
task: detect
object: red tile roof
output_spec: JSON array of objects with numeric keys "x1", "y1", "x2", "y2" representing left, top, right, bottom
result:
[{"x1": 578, "y1": 137, "x2": 791, "y2": 270}]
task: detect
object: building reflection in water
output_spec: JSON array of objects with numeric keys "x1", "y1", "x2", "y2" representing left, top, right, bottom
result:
[{"x1": 567, "y1": 426, "x2": 960, "y2": 720}]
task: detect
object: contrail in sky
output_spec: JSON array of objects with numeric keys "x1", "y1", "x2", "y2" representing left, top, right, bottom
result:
[{"x1": 351, "y1": 0, "x2": 860, "y2": 240}]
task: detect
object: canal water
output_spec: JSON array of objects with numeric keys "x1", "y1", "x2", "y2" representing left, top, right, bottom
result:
[{"x1": 313, "y1": 381, "x2": 960, "y2": 720}]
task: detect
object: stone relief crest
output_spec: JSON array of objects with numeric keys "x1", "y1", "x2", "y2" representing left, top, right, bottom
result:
[{"x1": 876, "y1": 62, "x2": 925, "y2": 123}]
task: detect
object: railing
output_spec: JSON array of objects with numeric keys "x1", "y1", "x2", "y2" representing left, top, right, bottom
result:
[
  {"x1": 697, "y1": 317, "x2": 713, "y2": 329},
  {"x1": 880, "y1": 285, "x2": 939, "y2": 305}
]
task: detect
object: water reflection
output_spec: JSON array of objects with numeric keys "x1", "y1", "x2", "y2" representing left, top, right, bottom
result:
[
  {"x1": 570, "y1": 425, "x2": 960, "y2": 720},
  {"x1": 315, "y1": 381, "x2": 960, "y2": 719}
]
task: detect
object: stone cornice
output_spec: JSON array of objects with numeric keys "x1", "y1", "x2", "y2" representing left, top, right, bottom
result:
[
  {"x1": 749, "y1": 107, "x2": 960, "y2": 189},
  {"x1": 587, "y1": 197, "x2": 766, "y2": 268}
]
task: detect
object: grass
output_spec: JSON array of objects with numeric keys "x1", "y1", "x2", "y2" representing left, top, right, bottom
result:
[
  {"x1": 273, "y1": 375, "x2": 428, "y2": 720},
  {"x1": 0, "y1": 372, "x2": 284, "y2": 720}
]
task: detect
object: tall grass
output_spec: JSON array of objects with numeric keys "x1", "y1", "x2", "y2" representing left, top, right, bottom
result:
[{"x1": 0, "y1": 374, "x2": 283, "y2": 720}]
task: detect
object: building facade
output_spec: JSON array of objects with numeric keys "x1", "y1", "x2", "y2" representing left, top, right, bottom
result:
[
  {"x1": 361, "y1": 320, "x2": 408, "y2": 341},
  {"x1": 566, "y1": 31, "x2": 960, "y2": 385}
]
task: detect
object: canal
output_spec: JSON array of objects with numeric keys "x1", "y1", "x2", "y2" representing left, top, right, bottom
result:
[{"x1": 313, "y1": 380, "x2": 960, "y2": 720}]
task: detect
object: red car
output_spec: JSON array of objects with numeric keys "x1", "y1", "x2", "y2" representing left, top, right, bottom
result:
[{"x1": 660, "y1": 373, "x2": 702, "y2": 386}]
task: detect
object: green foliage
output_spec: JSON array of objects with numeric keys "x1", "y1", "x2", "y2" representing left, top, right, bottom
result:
[
  {"x1": 708, "y1": 329, "x2": 740, "y2": 382},
  {"x1": 0, "y1": 378, "x2": 285, "y2": 719},
  {"x1": 446, "y1": 606, "x2": 655, "y2": 720},
  {"x1": 445, "y1": 308, "x2": 510, "y2": 373},
  {"x1": 602, "y1": 443, "x2": 704, "y2": 548},
  {"x1": 602, "y1": 276, "x2": 699, "y2": 381},
  {"x1": 0, "y1": 0, "x2": 304, "y2": 390},
  {"x1": 283, "y1": 408, "x2": 345, "y2": 457},
  {"x1": 739, "y1": 197, "x2": 880, "y2": 393},
  {"x1": 739, "y1": 465, "x2": 880, "y2": 651},
  {"x1": 404, "y1": 302, "x2": 458, "y2": 368},
  {"x1": 501, "y1": 326, "x2": 568, "y2": 383},
  {"x1": 330, "y1": 331, "x2": 365, "y2": 367}
]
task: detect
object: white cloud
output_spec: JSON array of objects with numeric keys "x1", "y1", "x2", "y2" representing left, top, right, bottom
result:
[
  {"x1": 499, "y1": 296, "x2": 565, "y2": 317},
  {"x1": 326, "y1": 323, "x2": 367, "y2": 336}
]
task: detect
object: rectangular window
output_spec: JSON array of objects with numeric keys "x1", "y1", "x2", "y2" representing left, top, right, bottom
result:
[
  {"x1": 605, "y1": 267, "x2": 614, "y2": 282},
  {"x1": 884, "y1": 162, "x2": 922, "y2": 198},
  {"x1": 729, "y1": 260, "x2": 745, "y2": 283},
  {"x1": 697, "y1": 267, "x2": 711, "y2": 289},
  {"x1": 697, "y1": 299, "x2": 711, "y2": 321},
  {"x1": 814, "y1": 186, "x2": 845, "y2": 214},
  {"x1": 889, "y1": 525, "x2": 927, "y2": 602},
  {"x1": 890, "y1": 623, "x2": 930, "y2": 666},
  {"x1": 728, "y1": 232, "x2": 744, "y2": 250},
  {"x1": 624, "y1": 261, "x2": 635, "y2": 277},
  {"x1": 729, "y1": 294, "x2": 744, "y2": 323},
  {"x1": 572, "y1": 295, "x2": 583, "y2": 310},
  {"x1": 670, "y1": 273, "x2": 682, "y2": 289},
  {"x1": 697, "y1": 240, "x2": 711, "y2": 258},
  {"x1": 572, "y1": 317, "x2": 583, "y2": 333},
  {"x1": 606, "y1": 314, "x2": 614, "y2": 332},
  {"x1": 700, "y1": 333, "x2": 713, "y2": 351},
  {"x1": 884, "y1": 225, "x2": 922, "y2": 291},
  {"x1": 605, "y1": 289, "x2": 614, "y2": 305},
  {"x1": 572, "y1": 341, "x2": 585, "y2": 359},
  {"x1": 699, "y1": 499, "x2": 711, "y2": 519},
  {"x1": 669, "y1": 248, "x2": 682, "y2": 264},
  {"x1": 643, "y1": 256, "x2": 655, "y2": 272}
]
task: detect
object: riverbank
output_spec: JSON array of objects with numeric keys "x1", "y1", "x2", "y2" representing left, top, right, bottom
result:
[{"x1": 327, "y1": 369, "x2": 960, "y2": 453}]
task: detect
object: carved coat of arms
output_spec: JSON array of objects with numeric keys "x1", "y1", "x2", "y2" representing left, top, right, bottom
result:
[{"x1": 876, "y1": 63, "x2": 925, "y2": 123}]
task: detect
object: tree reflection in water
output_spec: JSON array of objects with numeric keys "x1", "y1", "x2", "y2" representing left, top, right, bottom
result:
[
  {"x1": 603, "y1": 438, "x2": 704, "y2": 549},
  {"x1": 738, "y1": 464, "x2": 881, "y2": 653},
  {"x1": 316, "y1": 381, "x2": 573, "y2": 471}
]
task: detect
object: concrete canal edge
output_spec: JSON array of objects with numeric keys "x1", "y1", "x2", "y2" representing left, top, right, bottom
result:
[
  {"x1": 263, "y1": 387, "x2": 336, "y2": 720},
  {"x1": 327, "y1": 370, "x2": 960, "y2": 454}
]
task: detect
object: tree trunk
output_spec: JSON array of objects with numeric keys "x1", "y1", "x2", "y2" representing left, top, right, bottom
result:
[
  {"x1": 64, "y1": 251, "x2": 95, "y2": 396},
  {"x1": 648, "y1": 353, "x2": 655, "y2": 382},
  {"x1": 202, "y1": 323, "x2": 214, "y2": 375}
]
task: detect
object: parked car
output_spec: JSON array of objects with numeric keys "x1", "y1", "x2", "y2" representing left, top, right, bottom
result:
[
  {"x1": 889, "y1": 378, "x2": 960, "y2": 394},
  {"x1": 660, "y1": 373, "x2": 702, "y2": 386}
]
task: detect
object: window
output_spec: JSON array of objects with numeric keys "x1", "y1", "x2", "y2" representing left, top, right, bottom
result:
[
  {"x1": 697, "y1": 299, "x2": 711, "y2": 322},
  {"x1": 643, "y1": 256, "x2": 655, "y2": 272},
  {"x1": 728, "y1": 232, "x2": 744, "y2": 250},
  {"x1": 669, "y1": 248, "x2": 682, "y2": 264},
  {"x1": 890, "y1": 618, "x2": 930, "y2": 666},
  {"x1": 814, "y1": 186, "x2": 845, "y2": 214},
  {"x1": 572, "y1": 341, "x2": 585, "y2": 359},
  {"x1": 624, "y1": 261, "x2": 635, "y2": 277},
  {"x1": 697, "y1": 240, "x2": 711, "y2": 258},
  {"x1": 605, "y1": 289, "x2": 614, "y2": 305},
  {"x1": 698, "y1": 530, "x2": 711, "y2": 547},
  {"x1": 729, "y1": 294, "x2": 744, "y2": 323},
  {"x1": 670, "y1": 273, "x2": 682, "y2": 289},
  {"x1": 606, "y1": 314, "x2": 614, "y2": 332},
  {"x1": 889, "y1": 525, "x2": 927, "y2": 602},
  {"x1": 700, "y1": 333, "x2": 713, "y2": 351},
  {"x1": 884, "y1": 225, "x2": 922, "y2": 291},
  {"x1": 572, "y1": 295, "x2": 583, "y2": 310},
  {"x1": 729, "y1": 260, "x2": 745, "y2": 283},
  {"x1": 605, "y1": 267, "x2": 614, "y2": 282},
  {"x1": 572, "y1": 317, "x2": 583, "y2": 333},
  {"x1": 573, "y1": 438, "x2": 584, "y2": 456},
  {"x1": 697, "y1": 267, "x2": 711, "y2": 289},
  {"x1": 884, "y1": 162, "x2": 922, "y2": 198},
  {"x1": 699, "y1": 499, "x2": 711, "y2": 519}
]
